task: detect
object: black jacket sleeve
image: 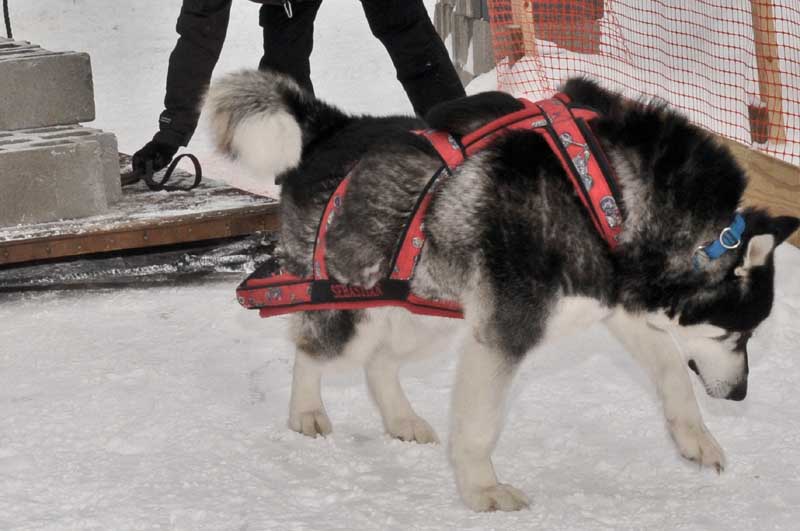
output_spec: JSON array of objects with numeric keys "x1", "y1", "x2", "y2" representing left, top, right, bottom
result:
[{"x1": 153, "y1": 0, "x2": 233, "y2": 148}]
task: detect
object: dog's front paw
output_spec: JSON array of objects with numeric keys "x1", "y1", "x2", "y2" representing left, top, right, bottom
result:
[
  {"x1": 386, "y1": 416, "x2": 439, "y2": 444},
  {"x1": 288, "y1": 409, "x2": 332, "y2": 438},
  {"x1": 461, "y1": 484, "x2": 530, "y2": 512},
  {"x1": 668, "y1": 420, "x2": 726, "y2": 472}
]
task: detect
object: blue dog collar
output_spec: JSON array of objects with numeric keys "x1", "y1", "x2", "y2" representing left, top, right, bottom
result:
[{"x1": 693, "y1": 214, "x2": 745, "y2": 270}]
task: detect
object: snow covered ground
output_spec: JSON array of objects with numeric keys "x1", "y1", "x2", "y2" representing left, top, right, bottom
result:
[
  {"x1": 1, "y1": 244, "x2": 799, "y2": 531},
  {"x1": 2, "y1": 248, "x2": 800, "y2": 531},
  {"x1": 3, "y1": 1, "x2": 800, "y2": 529}
]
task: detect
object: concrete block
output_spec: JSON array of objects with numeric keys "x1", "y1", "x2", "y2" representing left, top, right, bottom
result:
[
  {"x1": 453, "y1": 14, "x2": 474, "y2": 72},
  {"x1": 0, "y1": 125, "x2": 121, "y2": 226},
  {"x1": 471, "y1": 19, "x2": 496, "y2": 76},
  {"x1": 455, "y1": 0, "x2": 483, "y2": 18},
  {"x1": 0, "y1": 39, "x2": 95, "y2": 130},
  {"x1": 94, "y1": 132, "x2": 122, "y2": 205},
  {"x1": 480, "y1": 0, "x2": 490, "y2": 20},
  {"x1": 434, "y1": 2, "x2": 454, "y2": 44},
  {"x1": 7, "y1": 125, "x2": 121, "y2": 205},
  {"x1": 435, "y1": 3, "x2": 445, "y2": 39},
  {"x1": 471, "y1": 0, "x2": 484, "y2": 18}
]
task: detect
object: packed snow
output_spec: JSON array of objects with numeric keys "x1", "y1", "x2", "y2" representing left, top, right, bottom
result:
[
  {"x1": 2, "y1": 247, "x2": 800, "y2": 530},
  {"x1": 3, "y1": 1, "x2": 800, "y2": 530}
]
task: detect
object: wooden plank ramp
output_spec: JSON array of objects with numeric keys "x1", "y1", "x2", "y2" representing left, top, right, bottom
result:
[
  {"x1": 718, "y1": 137, "x2": 800, "y2": 247},
  {"x1": 0, "y1": 155, "x2": 279, "y2": 266}
]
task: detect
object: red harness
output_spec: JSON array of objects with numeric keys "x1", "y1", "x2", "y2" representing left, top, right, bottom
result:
[{"x1": 236, "y1": 94, "x2": 623, "y2": 319}]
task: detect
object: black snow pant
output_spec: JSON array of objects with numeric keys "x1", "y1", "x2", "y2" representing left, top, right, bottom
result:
[
  {"x1": 258, "y1": 0, "x2": 466, "y2": 116},
  {"x1": 158, "y1": 0, "x2": 233, "y2": 148}
]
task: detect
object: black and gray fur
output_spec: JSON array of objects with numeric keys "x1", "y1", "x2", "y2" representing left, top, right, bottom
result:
[
  {"x1": 204, "y1": 70, "x2": 799, "y2": 511},
  {"x1": 207, "y1": 70, "x2": 796, "y2": 361}
]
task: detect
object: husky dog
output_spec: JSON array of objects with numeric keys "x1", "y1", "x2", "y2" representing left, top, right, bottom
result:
[{"x1": 205, "y1": 70, "x2": 799, "y2": 512}]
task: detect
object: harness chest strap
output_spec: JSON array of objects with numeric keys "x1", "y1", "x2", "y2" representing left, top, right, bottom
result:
[{"x1": 236, "y1": 93, "x2": 624, "y2": 318}]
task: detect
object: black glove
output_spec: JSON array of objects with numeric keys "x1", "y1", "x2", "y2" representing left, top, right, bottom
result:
[{"x1": 132, "y1": 140, "x2": 179, "y2": 176}]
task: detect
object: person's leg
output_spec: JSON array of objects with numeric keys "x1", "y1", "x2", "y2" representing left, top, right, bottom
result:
[
  {"x1": 259, "y1": 0, "x2": 323, "y2": 94},
  {"x1": 361, "y1": 0, "x2": 465, "y2": 116}
]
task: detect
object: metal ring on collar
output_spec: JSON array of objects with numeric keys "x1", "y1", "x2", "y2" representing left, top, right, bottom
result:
[{"x1": 719, "y1": 227, "x2": 742, "y2": 249}]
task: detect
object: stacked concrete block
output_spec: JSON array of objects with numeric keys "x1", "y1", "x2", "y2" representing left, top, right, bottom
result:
[
  {"x1": 0, "y1": 37, "x2": 120, "y2": 227},
  {"x1": 470, "y1": 16, "x2": 495, "y2": 77},
  {"x1": 0, "y1": 38, "x2": 95, "y2": 130},
  {"x1": 435, "y1": 0, "x2": 495, "y2": 85},
  {"x1": 456, "y1": 0, "x2": 484, "y2": 18},
  {"x1": 434, "y1": 1, "x2": 454, "y2": 45}
]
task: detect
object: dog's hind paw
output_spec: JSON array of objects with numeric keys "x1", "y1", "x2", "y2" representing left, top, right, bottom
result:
[
  {"x1": 386, "y1": 416, "x2": 439, "y2": 444},
  {"x1": 462, "y1": 484, "x2": 530, "y2": 512},
  {"x1": 669, "y1": 420, "x2": 726, "y2": 472},
  {"x1": 289, "y1": 410, "x2": 332, "y2": 438}
]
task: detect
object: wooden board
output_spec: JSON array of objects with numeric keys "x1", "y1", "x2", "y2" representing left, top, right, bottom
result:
[
  {"x1": 510, "y1": 0, "x2": 537, "y2": 58},
  {"x1": 718, "y1": 137, "x2": 800, "y2": 247},
  {"x1": 750, "y1": 0, "x2": 786, "y2": 144},
  {"x1": 0, "y1": 155, "x2": 279, "y2": 266}
]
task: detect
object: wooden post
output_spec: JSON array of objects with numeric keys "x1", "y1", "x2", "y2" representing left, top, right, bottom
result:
[
  {"x1": 510, "y1": 0, "x2": 537, "y2": 58},
  {"x1": 750, "y1": 0, "x2": 786, "y2": 144},
  {"x1": 530, "y1": 0, "x2": 603, "y2": 55}
]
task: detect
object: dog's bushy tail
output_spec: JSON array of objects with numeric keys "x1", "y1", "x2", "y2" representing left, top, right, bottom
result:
[{"x1": 203, "y1": 69, "x2": 349, "y2": 182}]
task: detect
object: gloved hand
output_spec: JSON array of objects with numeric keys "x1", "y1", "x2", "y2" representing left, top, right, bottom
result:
[{"x1": 132, "y1": 140, "x2": 179, "y2": 176}]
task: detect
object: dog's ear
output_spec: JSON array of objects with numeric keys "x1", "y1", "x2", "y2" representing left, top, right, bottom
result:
[
  {"x1": 736, "y1": 234, "x2": 775, "y2": 275},
  {"x1": 733, "y1": 216, "x2": 799, "y2": 276},
  {"x1": 771, "y1": 215, "x2": 800, "y2": 246},
  {"x1": 559, "y1": 77, "x2": 620, "y2": 115}
]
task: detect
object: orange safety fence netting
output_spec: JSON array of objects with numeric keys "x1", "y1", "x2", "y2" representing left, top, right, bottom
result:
[{"x1": 487, "y1": 0, "x2": 800, "y2": 167}]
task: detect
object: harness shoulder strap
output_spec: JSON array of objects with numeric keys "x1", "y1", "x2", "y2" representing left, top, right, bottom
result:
[
  {"x1": 417, "y1": 94, "x2": 624, "y2": 250},
  {"x1": 311, "y1": 175, "x2": 352, "y2": 280},
  {"x1": 536, "y1": 98, "x2": 623, "y2": 248}
]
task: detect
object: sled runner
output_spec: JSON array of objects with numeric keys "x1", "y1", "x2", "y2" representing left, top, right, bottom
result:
[{"x1": 0, "y1": 154, "x2": 278, "y2": 266}]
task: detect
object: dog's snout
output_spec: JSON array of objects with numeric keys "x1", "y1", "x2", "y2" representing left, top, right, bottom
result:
[
  {"x1": 688, "y1": 360, "x2": 700, "y2": 376},
  {"x1": 726, "y1": 380, "x2": 748, "y2": 401}
]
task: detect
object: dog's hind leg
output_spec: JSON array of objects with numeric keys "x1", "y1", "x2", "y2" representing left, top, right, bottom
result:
[
  {"x1": 605, "y1": 309, "x2": 726, "y2": 472},
  {"x1": 288, "y1": 348, "x2": 332, "y2": 438},
  {"x1": 450, "y1": 333, "x2": 530, "y2": 512},
  {"x1": 365, "y1": 353, "x2": 439, "y2": 444}
]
